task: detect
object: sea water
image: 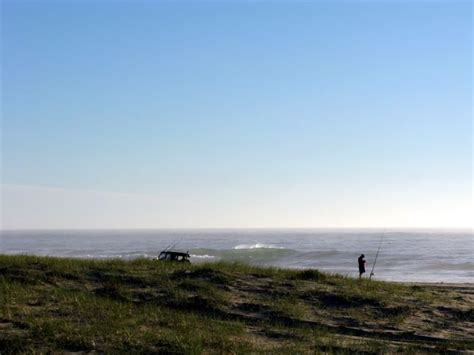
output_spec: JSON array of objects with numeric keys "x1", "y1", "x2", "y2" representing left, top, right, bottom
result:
[{"x1": 1, "y1": 229, "x2": 472, "y2": 283}]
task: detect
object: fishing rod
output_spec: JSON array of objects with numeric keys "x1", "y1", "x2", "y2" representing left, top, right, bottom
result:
[
  {"x1": 163, "y1": 240, "x2": 175, "y2": 252},
  {"x1": 165, "y1": 237, "x2": 182, "y2": 252},
  {"x1": 369, "y1": 232, "x2": 385, "y2": 280}
]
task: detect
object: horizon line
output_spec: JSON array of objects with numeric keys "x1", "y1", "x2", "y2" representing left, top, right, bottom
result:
[{"x1": 1, "y1": 227, "x2": 472, "y2": 232}]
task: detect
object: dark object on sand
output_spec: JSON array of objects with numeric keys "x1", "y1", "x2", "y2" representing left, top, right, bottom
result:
[{"x1": 158, "y1": 250, "x2": 191, "y2": 263}]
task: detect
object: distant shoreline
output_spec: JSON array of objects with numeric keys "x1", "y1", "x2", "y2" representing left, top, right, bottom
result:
[
  {"x1": 398, "y1": 282, "x2": 474, "y2": 287},
  {"x1": 1, "y1": 253, "x2": 472, "y2": 286},
  {"x1": 2, "y1": 229, "x2": 472, "y2": 284}
]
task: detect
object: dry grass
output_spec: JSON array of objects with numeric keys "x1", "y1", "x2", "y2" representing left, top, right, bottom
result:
[{"x1": 1, "y1": 255, "x2": 473, "y2": 354}]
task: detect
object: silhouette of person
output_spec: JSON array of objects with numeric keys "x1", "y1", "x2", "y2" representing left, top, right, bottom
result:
[{"x1": 358, "y1": 254, "x2": 366, "y2": 279}]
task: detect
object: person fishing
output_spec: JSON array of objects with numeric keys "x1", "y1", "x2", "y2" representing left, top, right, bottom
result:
[{"x1": 358, "y1": 254, "x2": 366, "y2": 279}]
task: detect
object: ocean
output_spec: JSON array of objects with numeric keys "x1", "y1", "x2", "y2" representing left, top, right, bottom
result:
[{"x1": 1, "y1": 229, "x2": 472, "y2": 283}]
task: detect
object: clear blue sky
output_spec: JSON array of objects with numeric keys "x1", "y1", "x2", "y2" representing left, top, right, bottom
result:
[{"x1": 1, "y1": 1, "x2": 472, "y2": 229}]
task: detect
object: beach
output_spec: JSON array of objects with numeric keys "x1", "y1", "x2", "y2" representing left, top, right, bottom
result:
[
  {"x1": 1, "y1": 255, "x2": 473, "y2": 353},
  {"x1": 2, "y1": 229, "x2": 473, "y2": 283}
]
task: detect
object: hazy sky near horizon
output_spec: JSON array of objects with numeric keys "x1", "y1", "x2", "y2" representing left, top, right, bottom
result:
[{"x1": 1, "y1": 1, "x2": 472, "y2": 229}]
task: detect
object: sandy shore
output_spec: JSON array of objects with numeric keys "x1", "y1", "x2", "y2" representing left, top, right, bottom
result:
[{"x1": 401, "y1": 282, "x2": 474, "y2": 288}]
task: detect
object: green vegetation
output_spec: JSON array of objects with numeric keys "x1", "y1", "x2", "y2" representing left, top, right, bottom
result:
[{"x1": 1, "y1": 255, "x2": 472, "y2": 354}]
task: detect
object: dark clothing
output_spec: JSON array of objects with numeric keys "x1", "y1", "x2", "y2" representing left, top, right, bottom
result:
[{"x1": 358, "y1": 256, "x2": 366, "y2": 274}]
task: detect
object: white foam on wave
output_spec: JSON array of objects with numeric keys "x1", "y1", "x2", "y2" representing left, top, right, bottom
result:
[
  {"x1": 233, "y1": 243, "x2": 285, "y2": 250},
  {"x1": 190, "y1": 254, "x2": 216, "y2": 259},
  {"x1": 71, "y1": 254, "x2": 123, "y2": 259}
]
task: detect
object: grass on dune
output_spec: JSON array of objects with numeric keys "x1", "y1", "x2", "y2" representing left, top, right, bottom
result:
[{"x1": 0, "y1": 255, "x2": 472, "y2": 354}]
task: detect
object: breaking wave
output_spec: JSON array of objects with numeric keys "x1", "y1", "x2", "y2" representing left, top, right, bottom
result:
[
  {"x1": 190, "y1": 254, "x2": 216, "y2": 260},
  {"x1": 189, "y1": 246, "x2": 297, "y2": 264},
  {"x1": 233, "y1": 243, "x2": 285, "y2": 250}
]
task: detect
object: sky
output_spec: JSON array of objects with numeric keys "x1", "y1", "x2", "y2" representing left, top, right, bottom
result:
[{"x1": 1, "y1": 0, "x2": 472, "y2": 229}]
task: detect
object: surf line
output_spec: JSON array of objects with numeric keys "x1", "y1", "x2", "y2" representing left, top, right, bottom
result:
[{"x1": 369, "y1": 231, "x2": 385, "y2": 281}]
